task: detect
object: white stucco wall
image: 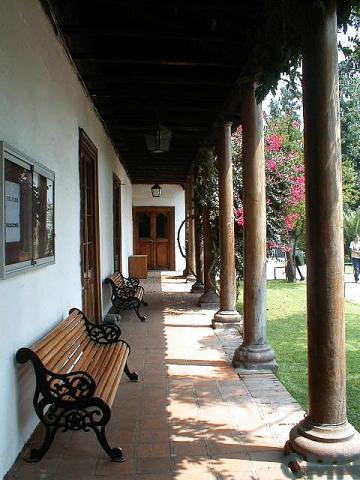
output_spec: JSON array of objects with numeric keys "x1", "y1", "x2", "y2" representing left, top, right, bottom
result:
[
  {"x1": 132, "y1": 184, "x2": 186, "y2": 271},
  {"x1": 0, "y1": 0, "x2": 133, "y2": 476}
]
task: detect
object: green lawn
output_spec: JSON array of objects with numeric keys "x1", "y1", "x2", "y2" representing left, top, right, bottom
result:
[{"x1": 237, "y1": 280, "x2": 360, "y2": 432}]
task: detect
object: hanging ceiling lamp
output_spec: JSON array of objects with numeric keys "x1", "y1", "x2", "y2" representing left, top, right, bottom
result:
[
  {"x1": 151, "y1": 183, "x2": 162, "y2": 197},
  {"x1": 145, "y1": 123, "x2": 172, "y2": 153}
]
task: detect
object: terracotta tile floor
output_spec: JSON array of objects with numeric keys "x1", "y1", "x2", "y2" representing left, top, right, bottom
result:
[{"x1": 8, "y1": 271, "x2": 356, "y2": 479}]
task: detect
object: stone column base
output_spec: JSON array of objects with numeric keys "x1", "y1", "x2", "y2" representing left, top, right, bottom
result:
[
  {"x1": 232, "y1": 343, "x2": 277, "y2": 371},
  {"x1": 284, "y1": 418, "x2": 360, "y2": 465},
  {"x1": 191, "y1": 281, "x2": 204, "y2": 293},
  {"x1": 198, "y1": 290, "x2": 219, "y2": 307},
  {"x1": 212, "y1": 309, "x2": 241, "y2": 328}
]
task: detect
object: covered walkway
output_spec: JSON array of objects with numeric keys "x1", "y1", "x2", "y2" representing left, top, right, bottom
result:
[{"x1": 7, "y1": 272, "x2": 307, "y2": 479}]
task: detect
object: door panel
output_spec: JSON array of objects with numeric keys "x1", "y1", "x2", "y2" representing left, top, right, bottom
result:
[
  {"x1": 155, "y1": 243, "x2": 169, "y2": 269},
  {"x1": 79, "y1": 130, "x2": 101, "y2": 323},
  {"x1": 133, "y1": 207, "x2": 174, "y2": 270},
  {"x1": 154, "y1": 212, "x2": 169, "y2": 268}
]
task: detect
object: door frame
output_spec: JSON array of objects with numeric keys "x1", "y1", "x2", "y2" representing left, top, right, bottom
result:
[
  {"x1": 133, "y1": 206, "x2": 176, "y2": 270},
  {"x1": 79, "y1": 128, "x2": 102, "y2": 322}
]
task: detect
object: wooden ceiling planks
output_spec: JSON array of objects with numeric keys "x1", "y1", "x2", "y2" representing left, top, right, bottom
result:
[{"x1": 43, "y1": 0, "x2": 260, "y2": 183}]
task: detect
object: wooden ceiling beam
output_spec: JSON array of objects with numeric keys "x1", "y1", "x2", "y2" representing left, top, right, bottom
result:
[
  {"x1": 103, "y1": 114, "x2": 214, "y2": 124},
  {"x1": 91, "y1": 91, "x2": 222, "y2": 101},
  {"x1": 61, "y1": 26, "x2": 241, "y2": 44},
  {"x1": 73, "y1": 54, "x2": 239, "y2": 68},
  {"x1": 110, "y1": 125, "x2": 207, "y2": 132},
  {"x1": 131, "y1": 180, "x2": 184, "y2": 185},
  {"x1": 83, "y1": 74, "x2": 232, "y2": 87},
  {"x1": 115, "y1": 131, "x2": 203, "y2": 138},
  {"x1": 97, "y1": 103, "x2": 220, "y2": 113},
  {"x1": 72, "y1": 0, "x2": 253, "y2": 12}
]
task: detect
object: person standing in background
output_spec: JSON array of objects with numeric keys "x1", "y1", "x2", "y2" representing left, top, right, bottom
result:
[{"x1": 350, "y1": 233, "x2": 360, "y2": 283}]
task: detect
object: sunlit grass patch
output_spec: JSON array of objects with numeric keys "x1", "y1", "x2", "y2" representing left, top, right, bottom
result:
[{"x1": 237, "y1": 279, "x2": 360, "y2": 431}]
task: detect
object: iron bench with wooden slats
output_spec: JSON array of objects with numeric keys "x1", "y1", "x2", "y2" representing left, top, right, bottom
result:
[
  {"x1": 105, "y1": 272, "x2": 148, "y2": 322},
  {"x1": 16, "y1": 307, "x2": 138, "y2": 463}
]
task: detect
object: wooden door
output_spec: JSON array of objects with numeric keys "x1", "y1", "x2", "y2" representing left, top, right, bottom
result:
[
  {"x1": 113, "y1": 175, "x2": 122, "y2": 272},
  {"x1": 133, "y1": 207, "x2": 175, "y2": 270},
  {"x1": 79, "y1": 130, "x2": 101, "y2": 323}
]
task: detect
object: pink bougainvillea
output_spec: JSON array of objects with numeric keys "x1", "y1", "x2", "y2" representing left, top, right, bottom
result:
[
  {"x1": 267, "y1": 240, "x2": 279, "y2": 249},
  {"x1": 266, "y1": 159, "x2": 277, "y2": 172},
  {"x1": 234, "y1": 207, "x2": 245, "y2": 228},
  {"x1": 284, "y1": 212, "x2": 300, "y2": 231},
  {"x1": 232, "y1": 110, "x2": 305, "y2": 263},
  {"x1": 287, "y1": 176, "x2": 305, "y2": 207},
  {"x1": 266, "y1": 134, "x2": 283, "y2": 152}
]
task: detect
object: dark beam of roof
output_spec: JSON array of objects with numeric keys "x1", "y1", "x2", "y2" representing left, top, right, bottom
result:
[
  {"x1": 90, "y1": 90, "x2": 224, "y2": 101},
  {"x1": 61, "y1": 26, "x2": 241, "y2": 45},
  {"x1": 110, "y1": 125, "x2": 207, "y2": 132},
  {"x1": 99, "y1": 104, "x2": 219, "y2": 114},
  {"x1": 73, "y1": 54, "x2": 238, "y2": 68},
  {"x1": 131, "y1": 179, "x2": 185, "y2": 184},
  {"x1": 82, "y1": 74, "x2": 232, "y2": 87},
  {"x1": 113, "y1": 131, "x2": 203, "y2": 138},
  {"x1": 73, "y1": 0, "x2": 253, "y2": 12}
]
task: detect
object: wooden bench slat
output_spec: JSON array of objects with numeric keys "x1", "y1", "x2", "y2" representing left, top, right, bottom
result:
[
  {"x1": 103, "y1": 349, "x2": 129, "y2": 406},
  {"x1": 34, "y1": 312, "x2": 84, "y2": 358},
  {"x1": 68, "y1": 340, "x2": 99, "y2": 374},
  {"x1": 88, "y1": 343, "x2": 118, "y2": 383},
  {"x1": 81, "y1": 343, "x2": 114, "y2": 379},
  {"x1": 53, "y1": 334, "x2": 93, "y2": 374},
  {"x1": 95, "y1": 343, "x2": 128, "y2": 402},
  {"x1": 40, "y1": 323, "x2": 87, "y2": 370}
]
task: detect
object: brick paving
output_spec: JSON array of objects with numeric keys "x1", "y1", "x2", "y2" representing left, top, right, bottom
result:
[{"x1": 7, "y1": 271, "x2": 358, "y2": 479}]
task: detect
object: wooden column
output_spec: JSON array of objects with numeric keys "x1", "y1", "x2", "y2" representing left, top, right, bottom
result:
[
  {"x1": 232, "y1": 82, "x2": 276, "y2": 371},
  {"x1": 285, "y1": 1, "x2": 360, "y2": 463},
  {"x1": 182, "y1": 181, "x2": 190, "y2": 277},
  {"x1": 199, "y1": 205, "x2": 219, "y2": 306},
  {"x1": 191, "y1": 207, "x2": 204, "y2": 292},
  {"x1": 213, "y1": 121, "x2": 241, "y2": 327},
  {"x1": 186, "y1": 174, "x2": 196, "y2": 280}
]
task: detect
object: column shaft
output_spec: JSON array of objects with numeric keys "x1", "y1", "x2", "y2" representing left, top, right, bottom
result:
[
  {"x1": 199, "y1": 206, "x2": 219, "y2": 306},
  {"x1": 213, "y1": 122, "x2": 241, "y2": 326},
  {"x1": 286, "y1": 0, "x2": 360, "y2": 463},
  {"x1": 232, "y1": 82, "x2": 276, "y2": 370},
  {"x1": 187, "y1": 174, "x2": 196, "y2": 279},
  {"x1": 185, "y1": 173, "x2": 195, "y2": 279},
  {"x1": 182, "y1": 182, "x2": 190, "y2": 277},
  {"x1": 191, "y1": 207, "x2": 204, "y2": 292}
]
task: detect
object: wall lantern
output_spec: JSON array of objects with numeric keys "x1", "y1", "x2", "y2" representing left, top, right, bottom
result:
[
  {"x1": 145, "y1": 124, "x2": 172, "y2": 153},
  {"x1": 151, "y1": 183, "x2": 162, "y2": 198}
]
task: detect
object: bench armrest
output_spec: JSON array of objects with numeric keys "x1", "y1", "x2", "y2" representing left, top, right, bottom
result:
[
  {"x1": 68, "y1": 307, "x2": 122, "y2": 344},
  {"x1": 123, "y1": 276, "x2": 139, "y2": 288},
  {"x1": 86, "y1": 321, "x2": 122, "y2": 344},
  {"x1": 116, "y1": 285, "x2": 138, "y2": 299}
]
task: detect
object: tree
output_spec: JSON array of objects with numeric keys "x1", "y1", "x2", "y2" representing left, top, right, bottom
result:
[{"x1": 339, "y1": 56, "x2": 360, "y2": 209}]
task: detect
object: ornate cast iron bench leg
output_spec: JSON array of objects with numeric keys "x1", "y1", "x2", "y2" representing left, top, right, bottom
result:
[
  {"x1": 134, "y1": 302, "x2": 146, "y2": 322},
  {"x1": 94, "y1": 425, "x2": 124, "y2": 462},
  {"x1": 124, "y1": 363, "x2": 139, "y2": 381},
  {"x1": 28, "y1": 423, "x2": 57, "y2": 462}
]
